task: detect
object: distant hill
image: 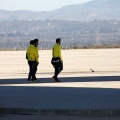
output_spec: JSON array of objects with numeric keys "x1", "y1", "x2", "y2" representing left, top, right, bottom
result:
[
  {"x1": 0, "y1": 19, "x2": 120, "y2": 50},
  {"x1": 0, "y1": 0, "x2": 120, "y2": 21}
]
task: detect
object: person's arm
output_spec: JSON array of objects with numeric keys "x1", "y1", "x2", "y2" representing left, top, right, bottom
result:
[
  {"x1": 34, "y1": 50, "x2": 38, "y2": 63},
  {"x1": 58, "y1": 46, "x2": 62, "y2": 61},
  {"x1": 36, "y1": 47, "x2": 39, "y2": 62},
  {"x1": 26, "y1": 47, "x2": 30, "y2": 60}
]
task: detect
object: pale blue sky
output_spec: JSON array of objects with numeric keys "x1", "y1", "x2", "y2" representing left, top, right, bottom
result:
[{"x1": 0, "y1": 0, "x2": 91, "y2": 11}]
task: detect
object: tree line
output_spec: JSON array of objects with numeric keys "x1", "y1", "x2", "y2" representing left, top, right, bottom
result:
[{"x1": 0, "y1": 19, "x2": 120, "y2": 50}]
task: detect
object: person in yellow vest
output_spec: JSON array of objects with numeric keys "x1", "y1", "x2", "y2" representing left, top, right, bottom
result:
[
  {"x1": 34, "y1": 39, "x2": 39, "y2": 81},
  {"x1": 51, "y1": 38, "x2": 63, "y2": 82},
  {"x1": 26, "y1": 40, "x2": 38, "y2": 82}
]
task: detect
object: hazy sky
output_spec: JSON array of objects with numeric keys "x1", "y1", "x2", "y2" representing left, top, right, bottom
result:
[{"x1": 0, "y1": 0, "x2": 91, "y2": 11}]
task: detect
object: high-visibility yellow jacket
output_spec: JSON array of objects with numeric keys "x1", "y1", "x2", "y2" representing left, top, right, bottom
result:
[
  {"x1": 27, "y1": 44, "x2": 38, "y2": 62},
  {"x1": 52, "y1": 43, "x2": 62, "y2": 60},
  {"x1": 35, "y1": 46, "x2": 39, "y2": 62}
]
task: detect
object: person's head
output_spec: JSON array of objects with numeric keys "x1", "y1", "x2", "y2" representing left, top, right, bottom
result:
[
  {"x1": 56, "y1": 38, "x2": 61, "y2": 45},
  {"x1": 30, "y1": 40, "x2": 34, "y2": 45},
  {"x1": 34, "y1": 39, "x2": 39, "y2": 46}
]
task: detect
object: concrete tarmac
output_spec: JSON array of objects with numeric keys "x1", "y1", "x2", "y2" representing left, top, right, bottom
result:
[
  {"x1": 0, "y1": 114, "x2": 120, "y2": 120},
  {"x1": 0, "y1": 76, "x2": 120, "y2": 116},
  {"x1": 0, "y1": 49, "x2": 120, "y2": 116}
]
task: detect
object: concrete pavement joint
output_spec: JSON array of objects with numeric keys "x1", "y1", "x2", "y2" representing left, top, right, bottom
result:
[{"x1": 0, "y1": 108, "x2": 120, "y2": 117}]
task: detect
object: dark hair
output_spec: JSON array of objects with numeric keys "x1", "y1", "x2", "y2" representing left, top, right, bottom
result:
[
  {"x1": 30, "y1": 40, "x2": 34, "y2": 44},
  {"x1": 56, "y1": 38, "x2": 61, "y2": 43},
  {"x1": 34, "y1": 39, "x2": 39, "y2": 42}
]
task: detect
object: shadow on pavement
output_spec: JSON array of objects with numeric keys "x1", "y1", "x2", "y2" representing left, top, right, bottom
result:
[
  {"x1": 0, "y1": 84, "x2": 120, "y2": 110},
  {"x1": 0, "y1": 76, "x2": 120, "y2": 111},
  {"x1": 0, "y1": 76, "x2": 120, "y2": 85}
]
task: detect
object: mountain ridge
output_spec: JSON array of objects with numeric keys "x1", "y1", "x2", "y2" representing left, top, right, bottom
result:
[{"x1": 0, "y1": 0, "x2": 120, "y2": 21}]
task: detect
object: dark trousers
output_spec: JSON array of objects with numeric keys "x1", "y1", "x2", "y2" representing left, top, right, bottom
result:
[
  {"x1": 54, "y1": 61, "x2": 63, "y2": 78},
  {"x1": 28, "y1": 61, "x2": 36, "y2": 81}
]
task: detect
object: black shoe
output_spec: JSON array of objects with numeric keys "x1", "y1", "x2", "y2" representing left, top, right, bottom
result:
[
  {"x1": 52, "y1": 76, "x2": 57, "y2": 81},
  {"x1": 56, "y1": 78, "x2": 61, "y2": 82},
  {"x1": 52, "y1": 76, "x2": 61, "y2": 82},
  {"x1": 28, "y1": 76, "x2": 31, "y2": 81}
]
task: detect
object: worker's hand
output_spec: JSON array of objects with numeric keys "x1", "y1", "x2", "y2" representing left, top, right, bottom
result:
[{"x1": 35, "y1": 60, "x2": 39, "y2": 63}]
